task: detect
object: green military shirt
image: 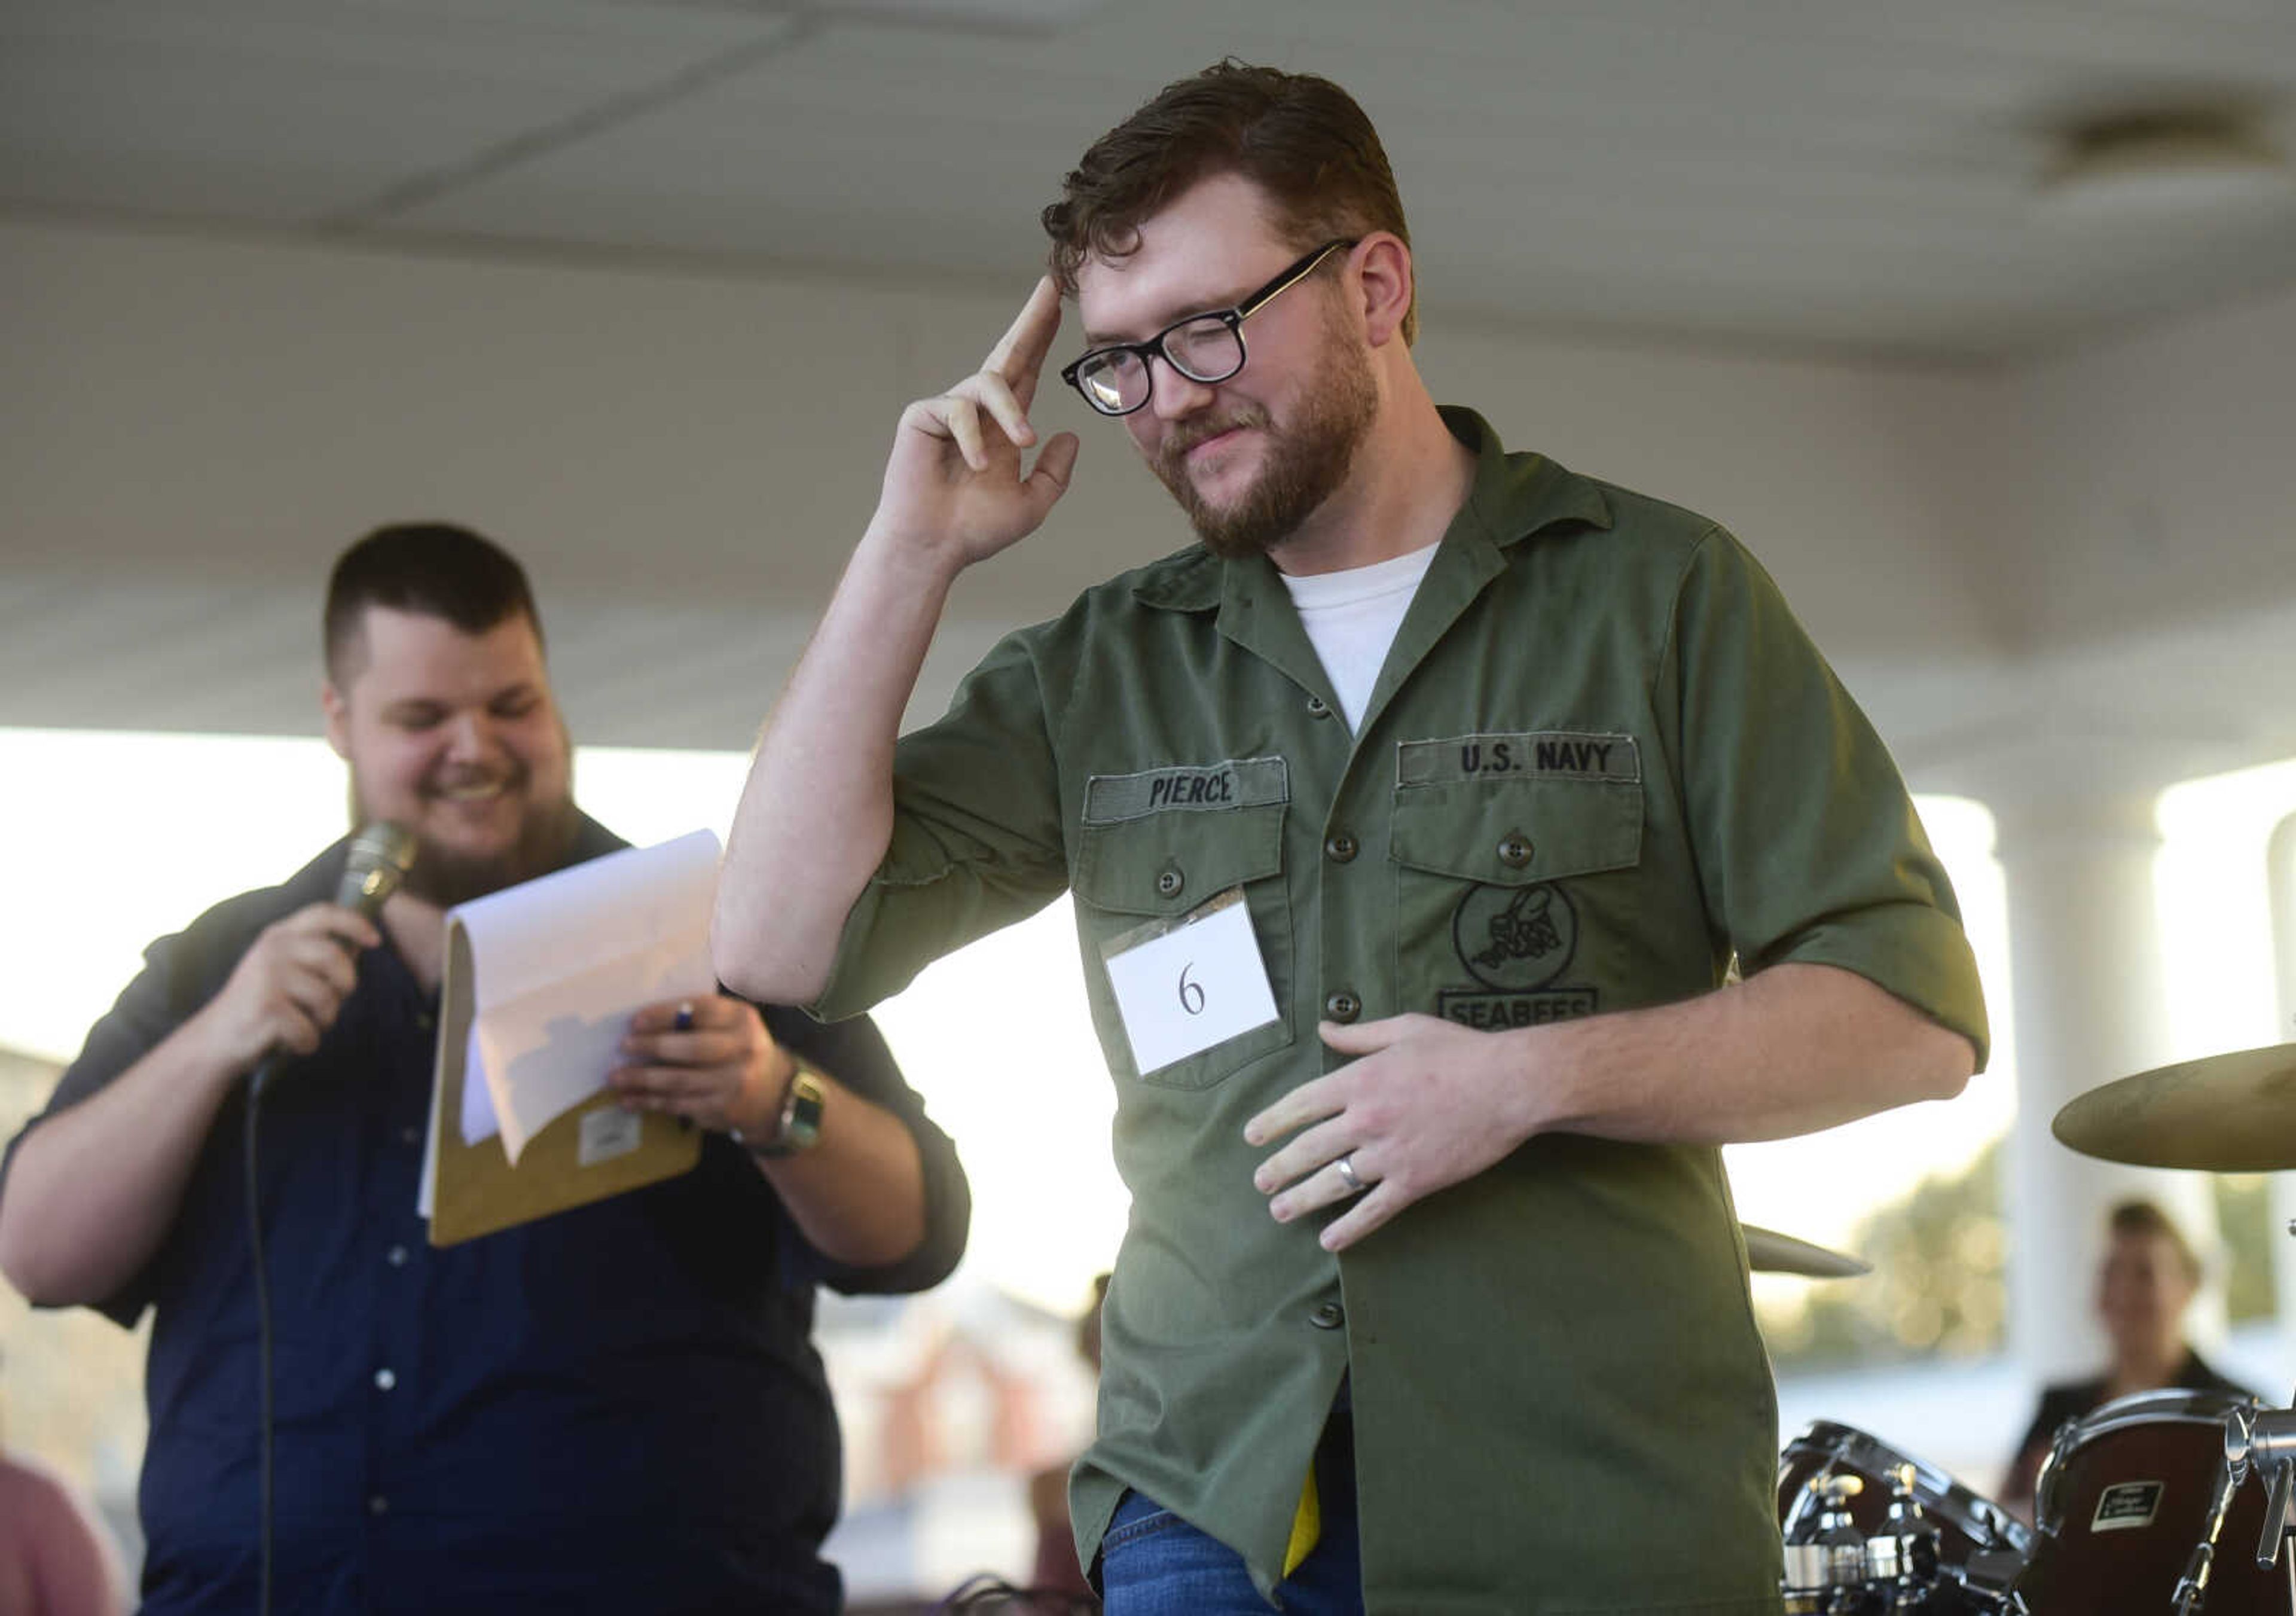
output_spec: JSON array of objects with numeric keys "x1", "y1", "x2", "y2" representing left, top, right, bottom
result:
[{"x1": 814, "y1": 408, "x2": 1988, "y2": 1613}]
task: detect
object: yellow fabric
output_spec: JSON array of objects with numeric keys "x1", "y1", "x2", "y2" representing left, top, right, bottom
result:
[{"x1": 1281, "y1": 1465, "x2": 1320, "y2": 1578}]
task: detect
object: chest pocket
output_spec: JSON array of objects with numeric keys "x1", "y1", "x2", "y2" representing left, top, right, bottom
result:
[
  {"x1": 1388, "y1": 732, "x2": 1645, "y2": 1020},
  {"x1": 1389, "y1": 775, "x2": 1641, "y2": 887},
  {"x1": 1073, "y1": 761, "x2": 1295, "y2": 1090}
]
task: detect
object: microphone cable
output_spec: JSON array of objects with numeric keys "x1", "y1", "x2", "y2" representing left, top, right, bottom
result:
[
  {"x1": 243, "y1": 822, "x2": 416, "y2": 1616},
  {"x1": 244, "y1": 1060, "x2": 282, "y2": 1616}
]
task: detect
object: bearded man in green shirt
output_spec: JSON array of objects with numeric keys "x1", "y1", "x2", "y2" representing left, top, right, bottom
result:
[{"x1": 716, "y1": 60, "x2": 1987, "y2": 1616}]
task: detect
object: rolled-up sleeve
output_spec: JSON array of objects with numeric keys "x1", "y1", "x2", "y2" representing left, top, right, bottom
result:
[
  {"x1": 0, "y1": 917, "x2": 234, "y2": 1328},
  {"x1": 1662, "y1": 526, "x2": 1990, "y2": 1066},
  {"x1": 811, "y1": 627, "x2": 1073, "y2": 1023},
  {"x1": 763, "y1": 1004, "x2": 970, "y2": 1295}
]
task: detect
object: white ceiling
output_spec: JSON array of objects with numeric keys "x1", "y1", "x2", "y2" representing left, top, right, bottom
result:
[
  {"x1": 6, "y1": 0, "x2": 2296, "y2": 361},
  {"x1": 5, "y1": 0, "x2": 2296, "y2": 786}
]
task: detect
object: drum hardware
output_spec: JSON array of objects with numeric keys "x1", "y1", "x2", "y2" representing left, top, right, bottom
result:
[
  {"x1": 1778, "y1": 1045, "x2": 2296, "y2": 1613},
  {"x1": 1878, "y1": 1465, "x2": 1947, "y2": 1593},
  {"x1": 1780, "y1": 1424, "x2": 2030, "y2": 1613},
  {"x1": 1782, "y1": 1472, "x2": 1881, "y2": 1612},
  {"x1": 1780, "y1": 1466, "x2": 2005, "y2": 1613},
  {"x1": 2017, "y1": 1388, "x2": 2291, "y2": 1614},
  {"x1": 2171, "y1": 1446, "x2": 2244, "y2": 1614},
  {"x1": 2221, "y1": 1404, "x2": 2296, "y2": 1574}
]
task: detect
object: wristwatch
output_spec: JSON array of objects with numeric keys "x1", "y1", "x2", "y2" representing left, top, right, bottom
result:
[{"x1": 748, "y1": 1062, "x2": 825, "y2": 1157}]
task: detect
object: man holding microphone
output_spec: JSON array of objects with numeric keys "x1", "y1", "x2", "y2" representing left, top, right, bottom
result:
[{"x1": 1, "y1": 522, "x2": 970, "y2": 1614}]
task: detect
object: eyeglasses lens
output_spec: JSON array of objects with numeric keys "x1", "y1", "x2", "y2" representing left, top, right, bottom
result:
[
  {"x1": 1074, "y1": 318, "x2": 1245, "y2": 416},
  {"x1": 1164, "y1": 318, "x2": 1242, "y2": 383},
  {"x1": 1075, "y1": 357, "x2": 1140, "y2": 416}
]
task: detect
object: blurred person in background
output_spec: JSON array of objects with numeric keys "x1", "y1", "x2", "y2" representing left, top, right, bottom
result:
[
  {"x1": 0, "y1": 1347, "x2": 126, "y2": 1616},
  {"x1": 1027, "y1": 1272, "x2": 1111, "y2": 1606},
  {"x1": 2001, "y1": 1197, "x2": 2256, "y2": 1519}
]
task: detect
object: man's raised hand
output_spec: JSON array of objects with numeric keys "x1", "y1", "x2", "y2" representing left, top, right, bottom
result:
[{"x1": 871, "y1": 276, "x2": 1082, "y2": 569}]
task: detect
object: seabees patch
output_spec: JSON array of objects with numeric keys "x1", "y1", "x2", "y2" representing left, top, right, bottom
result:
[
  {"x1": 1407, "y1": 728, "x2": 1629, "y2": 1031},
  {"x1": 1439, "y1": 882, "x2": 1599, "y2": 1029}
]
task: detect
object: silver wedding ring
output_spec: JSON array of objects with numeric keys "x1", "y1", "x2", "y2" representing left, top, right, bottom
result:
[{"x1": 1333, "y1": 1151, "x2": 1366, "y2": 1196}]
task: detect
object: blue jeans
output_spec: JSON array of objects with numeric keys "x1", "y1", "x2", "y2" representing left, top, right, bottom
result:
[{"x1": 1098, "y1": 1414, "x2": 1361, "y2": 1615}]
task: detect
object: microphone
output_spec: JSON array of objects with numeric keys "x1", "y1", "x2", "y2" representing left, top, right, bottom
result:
[
  {"x1": 249, "y1": 822, "x2": 416, "y2": 1100},
  {"x1": 335, "y1": 820, "x2": 419, "y2": 923}
]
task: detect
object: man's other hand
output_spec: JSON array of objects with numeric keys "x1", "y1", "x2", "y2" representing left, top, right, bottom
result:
[
  {"x1": 610, "y1": 995, "x2": 792, "y2": 1136},
  {"x1": 1244, "y1": 1013, "x2": 1536, "y2": 1252}
]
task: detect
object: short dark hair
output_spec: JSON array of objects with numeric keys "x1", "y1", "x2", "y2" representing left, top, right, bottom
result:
[
  {"x1": 1042, "y1": 60, "x2": 1417, "y2": 343},
  {"x1": 324, "y1": 522, "x2": 541, "y2": 683},
  {"x1": 2108, "y1": 1198, "x2": 2203, "y2": 1284}
]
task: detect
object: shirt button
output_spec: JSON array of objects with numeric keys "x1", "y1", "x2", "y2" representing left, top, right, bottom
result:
[
  {"x1": 374, "y1": 1368, "x2": 397, "y2": 1392},
  {"x1": 399, "y1": 1127, "x2": 420, "y2": 1146},
  {"x1": 1323, "y1": 833, "x2": 1358, "y2": 864},
  {"x1": 1324, "y1": 991, "x2": 1361, "y2": 1023},
  {"x1": 415, "y1": 1011, "x2": 435, "y2": 1032},
  {"x1": 1496, "y1": 831, "x2": 1534, "y2": 868},
  {"x1": 1309, "y1": 1301, "x2": 1345, "y2": 1330},
  {"x1": 369, "y1": 1495, "x2": 390, "y2": 1516},
  {"x1": 1156, "y1": 867, "x2": 1184, "y2": 898},
  {"x1": 1306, "y1": 694, "x2": 1333, "y2": 719},
  {"x1": 386, "y1": 1245, "x2": 408, "y2": 1268}
]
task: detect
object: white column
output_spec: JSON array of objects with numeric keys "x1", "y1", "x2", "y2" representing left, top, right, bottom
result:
[
  {"x1": 2264, "y1": 813, "x2": 2296, "y2": 1374},
  {"x1": 1990, "y1": 785, "x2": 2223, "y2": 1383}
]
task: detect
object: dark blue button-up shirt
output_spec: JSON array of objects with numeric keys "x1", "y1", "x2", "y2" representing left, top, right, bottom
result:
[{"x1": 2, "y1": 819, "x2": 970, "y2": 1615}]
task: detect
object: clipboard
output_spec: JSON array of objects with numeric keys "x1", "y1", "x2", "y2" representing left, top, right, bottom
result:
[{"x1": 426, "y1": 920, "x2": 701, "y2": 1248}]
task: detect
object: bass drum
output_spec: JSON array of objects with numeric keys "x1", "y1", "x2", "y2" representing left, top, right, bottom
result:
[
  {"x1": 1779, "y1": 1421, "x2": 2031, "y2": 1611},
  {"x1": 2016, "y1": 1388, "x2": 2292, "y2": 1615}
]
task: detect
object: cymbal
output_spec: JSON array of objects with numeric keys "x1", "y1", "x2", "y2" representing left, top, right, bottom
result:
[
  {"x1": 2053, "y1": 1043, "x2": 2296, "y2": 1172},
  {"x1": 1743, "y1": 1224, "x2": 1871, "y2": 1278}
]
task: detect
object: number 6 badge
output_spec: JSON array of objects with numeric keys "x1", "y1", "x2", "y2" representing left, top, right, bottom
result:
[{"x1": 1100, "y1": 886, "x2": 1280, "y2": 1077}]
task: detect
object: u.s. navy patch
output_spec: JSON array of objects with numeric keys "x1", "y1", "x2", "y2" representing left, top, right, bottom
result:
[
  {"x1": 1397, "y1": 730, "x2": 1640, "y2": 787},
  {"x1": 1437, "y1": 881, "x2": 1599, "y2": 1029}
]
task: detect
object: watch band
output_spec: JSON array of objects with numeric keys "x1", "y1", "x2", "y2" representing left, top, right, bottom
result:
[{"x1": 748, "y1": 1062, "x2": 825, "y2": 1157}]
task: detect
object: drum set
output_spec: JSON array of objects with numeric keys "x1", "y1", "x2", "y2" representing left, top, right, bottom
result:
[{"x1": 1771, "y1": 1041, "x2": 2296, "y2": 1614}]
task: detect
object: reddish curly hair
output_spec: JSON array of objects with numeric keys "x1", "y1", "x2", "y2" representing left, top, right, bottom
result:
[{"x1": 1041, "y1": 60, "x2": 1417, "y2": 344}]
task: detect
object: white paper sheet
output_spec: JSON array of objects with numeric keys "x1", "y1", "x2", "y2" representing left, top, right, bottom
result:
[
  {"x1": 423, "y1": 1025, "x2": 493, "y2": 1221},
  {"x1": 447, "y1": 828, "x2": 722, "y2": 1165},
  {"x1": 459, "y1": 1022, "x2": 496, "y2": 1145}
]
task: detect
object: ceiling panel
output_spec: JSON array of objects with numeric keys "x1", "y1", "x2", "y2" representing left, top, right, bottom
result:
[
  {"x1": 3, "y1": 0, "x2": 2294, "y2": 355},
  {"x1": 0, "y1": 0, "x2": 801, "y2": 221}
]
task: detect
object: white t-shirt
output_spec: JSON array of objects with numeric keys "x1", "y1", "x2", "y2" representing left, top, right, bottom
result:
[{"x1": 1278, "y1": 542, "x2": 1441, "y2": 732}]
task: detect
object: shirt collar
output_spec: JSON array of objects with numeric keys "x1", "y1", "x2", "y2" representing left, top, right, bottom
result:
[{"x1": 1437, "y1": 405, "x2": 1613, "y2": 553}]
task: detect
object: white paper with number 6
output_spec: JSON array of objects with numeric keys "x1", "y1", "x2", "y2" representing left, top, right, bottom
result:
[{"x1": 1101, "y1": 886, "x2": 1280, "y2": 1076}]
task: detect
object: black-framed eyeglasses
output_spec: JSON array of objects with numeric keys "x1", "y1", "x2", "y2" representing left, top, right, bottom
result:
[{"x1": 1060, "y1": 238, "x2": 1357, "y2": 417}]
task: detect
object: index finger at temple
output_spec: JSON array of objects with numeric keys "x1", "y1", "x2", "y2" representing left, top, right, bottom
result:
[{"x1": 981, "y1": 276, "x2": 1064, "y2": 387}]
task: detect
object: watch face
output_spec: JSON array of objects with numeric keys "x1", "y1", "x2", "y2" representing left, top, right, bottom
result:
[
  {"x1": 783, "y1": 1072, "x2": 825, "y2": 1150},
  {"x1": 749, "y1": 1067, "x2": 825, "y2": 1157}
]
